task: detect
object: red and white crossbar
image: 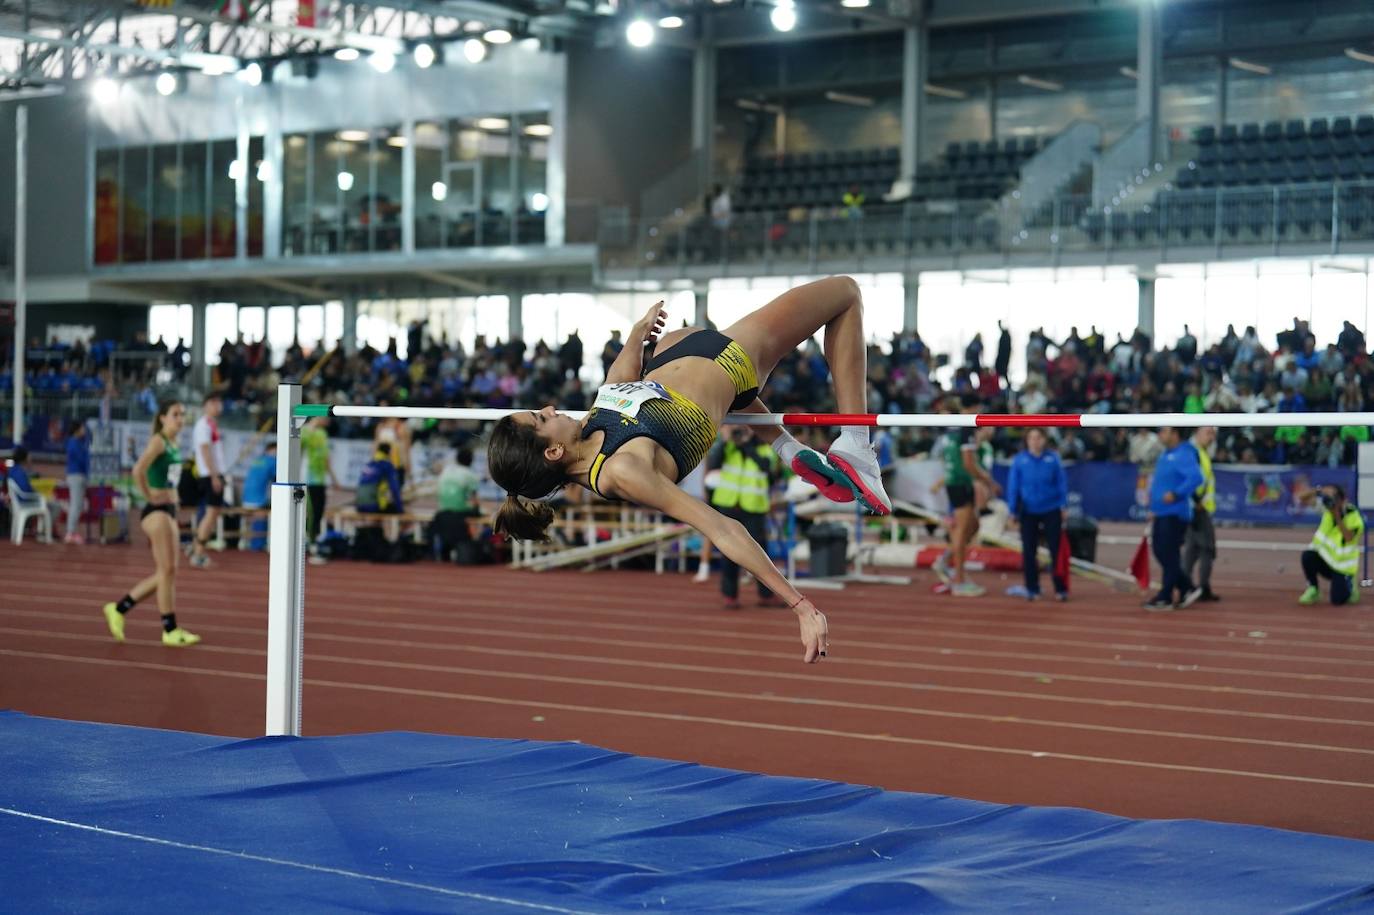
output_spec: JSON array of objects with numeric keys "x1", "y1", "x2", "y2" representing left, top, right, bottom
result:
[{"x1": 319, "y1": 405, "x2": 1373, "y2": 429}]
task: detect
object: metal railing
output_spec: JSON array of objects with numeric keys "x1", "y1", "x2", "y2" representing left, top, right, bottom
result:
[{"x1": 598, "y1": 179, "x2": 1374, "y2": 274}]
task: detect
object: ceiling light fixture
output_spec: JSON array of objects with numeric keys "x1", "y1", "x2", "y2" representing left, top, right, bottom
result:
[
  {"x1": 1228, "y1": 57, "x2": 1271, "y2": 75},
  {"x1": 924, "y1": 82, "x2": 966, "y2": 99},
  {"x1": 463, "y1": 38, "x2": 488, "y2": 63},
  {"x1": 523, "y1": 123, "x2": 554, "y2": 137},
  {"x1": 770, "y1": 0, "x2": 797, "y2": 32},
  {"x1": 333, "y1": 47, "x2": 361, "y2": 61},
  {"x1": 658, "y1": 15, "x2": 684, "y2": 27},
  {"x1": 626, "y1": 19, "x2": 655, "y2": 47},
  {"x1": 1344, "y1": 47, "x2": 1374, "y2": 65},
  {"x1": 484, "y1": 28, "x2": 512, "y2": 44},
  {"x1": 1016, "y1": 74, "x2": 1063, "y2": 92},
  {"x1": 413, "y1": 43, "x2": 436, "y2": 69},
  {"x1": 825, "y1": 90, "x2": 873, "y2": 107}
]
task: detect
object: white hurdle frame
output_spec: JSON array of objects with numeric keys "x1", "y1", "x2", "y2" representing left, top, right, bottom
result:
[{"x1": 266, "y1": 385, "x2": 1374, "y2": 734}]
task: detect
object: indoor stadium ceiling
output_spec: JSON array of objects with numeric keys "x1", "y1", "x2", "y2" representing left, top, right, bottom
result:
[{"x1": 2, "y1": 0, "x2": 1373, "y2": 96}]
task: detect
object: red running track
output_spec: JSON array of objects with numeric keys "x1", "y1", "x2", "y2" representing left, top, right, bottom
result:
[{"x1": 2, "y1": 542, "x2": 1373, "y2": 840}]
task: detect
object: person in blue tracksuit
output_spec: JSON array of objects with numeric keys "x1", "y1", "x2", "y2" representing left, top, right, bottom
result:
[
  {"x1": 1146, "y1": 426, "x2": 1205, "y2": 611},
  {"x1": 1006, "y1": 428, "x2": 1069, "y2": 601}
]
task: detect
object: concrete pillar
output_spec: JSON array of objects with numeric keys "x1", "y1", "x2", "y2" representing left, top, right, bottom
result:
[
  {"x1": 903, "y1": 274, "x2": 919, "y2": 332},
  {"x1": 691, "y1": 18, "x2": 717, "y2": 194},
  {"x1": 509, "y1": 288, "x2": 524, "y2": 343},
  {"x1": 900, "y1": 24, "x2": 929, "y2": 183},
  {"x1": 693, "y1": 288, "x2": 710, "y2": 328},
  {"x1": 1216, "y1": 58, "x2": 1228, "y2": 131},
  {"x1": 1137, "y1": 277, "x2": 1155, "y2": 342},
  {"x1": 1137, "y1": 1, "x2": 1162, "y2": 164},
  {"x1": 190, "y1": 301, "x2": 210, "y2": 391},
  {"x1": 341, "y1": 297, "x2": 358, "y2": 354}
]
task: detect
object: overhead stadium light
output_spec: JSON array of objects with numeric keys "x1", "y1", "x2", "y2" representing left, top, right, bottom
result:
[
  {"x1": 413, "y1": 43, "x2": 437, "y2": 69},
  {"x1": 1120, "y1": 66, "x2": 1138, "y2": 80},
  {"x1": 484, "y1": 28, "x2": 512, "y2": 44},
  {"x1": 337, "y1": 129, "x2": 370, "y2": 142},
  {"x1": 370, "y1": 50, "x2": 396, "y2": 73},
  {"x1": 334, "y1": 47, "x2": 361, "y2": 61},
  {"x1": 476, "y1": 117, "x2": 510, "y2": 130},
  {"x1": 531, "y1": 192, "x2": 549, "y2": 212},
  {"x1": 840, "y1": 0, "x2": 870, "y2": 7},
  {"x1": 91, "y1": 78, "x2": 119, "y2": 105},
  {"x1": 1344, "y1": 47, "x2": 1374, "y2": 65},
  {"x1": 770, "y1": 0, "x2": 797, "y2": 32},
  {"x1": 155, "y1": 71, "x2": 178, "y2": 96},
  {"x1": 1016, "y1": 74, "x2": 1063, "y2": 92},
  {"x1": 337, "y1": 171, "x2": 355, "y2": 191},
  {"x1": 658, "y1": 15, "x2": 684, "y2": 27},
  {"x1": 626, "y1": 18, "x2": 655, "y2": 47},
  {"x1": 1228, "y1": 57, "x2": 1271, "y2": 75},
  {"x1": 825, "y1": 90, "x2": 873, "y2": 107},
  {"x1": 432, "y1": 181, "x2": 448, "y2": 201},
  {"x1": 237, "y1": 62, "x2": 263, "y2": 86},
  {"x1": 523, "y1": 123, "x2": 554, "y2": 137},
  {"x1": 463, "y1": 38, "x2": 488, "y2": 63},
  {"x1": 924, "y1": 83, "x2": 966, "y2": 99}
]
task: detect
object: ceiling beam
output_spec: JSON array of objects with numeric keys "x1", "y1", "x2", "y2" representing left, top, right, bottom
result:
[
  {"x1": 415, "y1": 270, "x2": 494, "y2": 294},
  {"x1": 258, "y1": 277, "x2": 335, "y2": 299}
]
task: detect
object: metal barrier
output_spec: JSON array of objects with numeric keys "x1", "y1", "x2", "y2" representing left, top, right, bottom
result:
[{"x1": 599, "y1": 179, "x2": 1374, "y2": 274}]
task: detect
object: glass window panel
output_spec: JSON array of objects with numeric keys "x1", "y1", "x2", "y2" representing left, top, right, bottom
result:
[
  {"x1": 206, "y1": 303, "x2": 238, "y2": 365},
  {"x1": 150, "y1": 144, "x2": 179, "y2": 261},
  {"x1": 267, "y1": 305, "x2": 295, "y2": 362},
  {"x1": 121, "y1": 146, "x2": 149, "y2": 263},
  {"x1": 312, "y1": 130, "x2": 343, "y2": 254},
  {"x1": 324, "y1": 302, "x2": 344, "y2": 350},
  {"x1": 148, "y1": 304, "x2": 180, "y2": 346},
  {"x1": 372, "y1": 126, "x2": 404, "y2": 252},
  {"x1": 340, "y1": 131, "x2": 369, "y2": 252},
  {"x1": 283, "y1": 132, "x2": 309, "y2": 257},
  {"x1": 1310, "y1": 271, "x2": 1363, "y2": 348},
  {"x1": 298, "y1": 305, "x2": 324, "y2": 355},
  {"x1": 414, "y1": 121, "x2": 445, "y2": 249},
  {"x1": 445, "y1": 119, "x2": 488, "y2": 247},
  {"x1": 94, "y1": 149, "x2": 120, "y2": 265},
  {"x1": 515, "y1": 112, "x2": 549, "y2": 244},
  {"x1": 208, "y1": 140, "x2": 237, "y2": 258},
  {"x1": 180, "y1": 142, "x2": 208, "y2": 260},
  {"x1": 238, "y1": 306, "x2": 265, "y2": 344},
  {"x1": 248, "y1": 135, "x2": 264, "y2": 257}
]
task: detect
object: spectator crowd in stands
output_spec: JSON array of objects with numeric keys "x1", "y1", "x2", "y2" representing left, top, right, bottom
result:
[{"x1": 6, "y1": 309, "x2": 1370, "y2": 468}]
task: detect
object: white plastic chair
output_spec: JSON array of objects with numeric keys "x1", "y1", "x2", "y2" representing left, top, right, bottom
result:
[{"x1": 8, "y1": 477, "x2": 52, "y2": 545}]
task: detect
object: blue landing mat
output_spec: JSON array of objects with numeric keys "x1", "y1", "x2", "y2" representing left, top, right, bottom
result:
[{"x1": 2, "y1": 713, "x2": 1372, "y2": 914}]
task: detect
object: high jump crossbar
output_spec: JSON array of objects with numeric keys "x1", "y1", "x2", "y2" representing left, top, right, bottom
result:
[
  {"x1": 297, "y1": 403, "x2": 1374, "y2": 429},
  {"x1": 269, "y1": 384, "x2": 1374, "y2": 736}
]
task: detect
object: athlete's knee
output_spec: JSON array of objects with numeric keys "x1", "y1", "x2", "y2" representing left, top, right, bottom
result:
[{"x1": 832, "y1": 275, "x2": 862, "y2": 308}]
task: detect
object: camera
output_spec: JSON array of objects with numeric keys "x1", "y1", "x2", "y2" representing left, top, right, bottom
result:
[{"x1": 1319, "y1": 492, "x2": 1335, "y2": 509}]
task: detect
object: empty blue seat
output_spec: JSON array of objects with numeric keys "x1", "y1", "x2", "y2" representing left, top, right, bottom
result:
[
  {"x1": 1357, "y1": 116, "x2": 1374, "y2": 137},
  {"x1": 1220, "y1": 124, "x2": 1238, "y2": 144},
  {"x1": 1332, "y1": 116, "x2": 1353, "y2": 137},
  {"x1": 1196, "y1": 125, "x2": 1216, "y2": 145},
  {"x1": 1241, "y1": 123, "x2": 1261, "y2": 142},
  {"x1": 1309, "y1": 118, "x2": 1329, "y2": 139},
  {"x1": 1263, "y1": 121, "x2": 1282, "y2": 142},
  {"x1": 1285, "y1": 119, "x2": 1306, "y2": 140}
]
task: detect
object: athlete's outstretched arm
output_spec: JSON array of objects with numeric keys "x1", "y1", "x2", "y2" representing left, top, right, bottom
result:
[
  {"x1": 605, "y1": 454, "x2": 829, "y2": 663},
  {"x1": 605, "y1": 301, "x2": 667, "y2": 385}
]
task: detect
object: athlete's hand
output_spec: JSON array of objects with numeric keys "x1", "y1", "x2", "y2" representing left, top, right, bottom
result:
[
  {"x1": 634, "y1": 301, "x2": 666, "y2": 346},
  {"x1": 212, "y1": 476, "x2": 224, "y2": 494},
  {"x1": 792, "y1": 596, "x2": 829, "y2": 663}
]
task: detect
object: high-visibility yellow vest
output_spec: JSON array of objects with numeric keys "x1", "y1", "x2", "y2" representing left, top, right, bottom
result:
[
  {"x1": 709, "y1": 443, "x2": 776, "y2": 514},
  {"x1": 1312, "y1": 506, "x2": 1364, "y2": 576},
  {"x1": 1192, "y1": 441, "x2": 1216, "y2": 514}
]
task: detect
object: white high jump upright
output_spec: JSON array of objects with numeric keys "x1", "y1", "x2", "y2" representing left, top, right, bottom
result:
[{"x1": 266, "y1": 382, "x2": 307, "y2": 736}]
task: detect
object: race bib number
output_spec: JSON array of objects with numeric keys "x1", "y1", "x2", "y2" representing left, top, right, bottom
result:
[
  {"x1": 593, "y1": 381, "x2": 669, "y2": 418},
  {"x1": 167, "y1": 463, "x2": 182, "y2": 488}
]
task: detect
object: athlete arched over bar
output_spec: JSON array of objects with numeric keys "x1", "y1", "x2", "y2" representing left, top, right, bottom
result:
[{"x1": 487, "y1": 275, "x2": 889, "y2": 664}]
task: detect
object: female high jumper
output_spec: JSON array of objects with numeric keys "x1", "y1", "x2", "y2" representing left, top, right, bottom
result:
[{"x1": 487, "y1": 275, "x2": 891, "y2": 664}]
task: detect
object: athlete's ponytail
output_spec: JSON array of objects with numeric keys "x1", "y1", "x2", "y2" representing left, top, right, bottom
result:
[{"x1": 487, "y1": 415, "x2": 567, "y2": 541}]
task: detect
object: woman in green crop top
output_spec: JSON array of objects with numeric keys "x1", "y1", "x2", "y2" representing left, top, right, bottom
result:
[{"x1": 101, "y1": 400, "x2": 201, "y2": 647}]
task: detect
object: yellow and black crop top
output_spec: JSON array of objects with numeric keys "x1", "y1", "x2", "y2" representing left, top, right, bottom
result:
[{"x1": 582, "y1": 381, "x2": 717, "y2": 498}]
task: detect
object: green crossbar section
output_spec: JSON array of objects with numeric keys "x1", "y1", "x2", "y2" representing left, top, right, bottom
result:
[{"x1": 293, "y1": 404, "x2": 332, "y2": 418}]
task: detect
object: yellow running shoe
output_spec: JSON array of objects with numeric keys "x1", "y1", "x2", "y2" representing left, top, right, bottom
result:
[
  {"x1": 102, "y1": 603, "x2": 125, "y2": 643},
  {"x1": 162, "y1": 627, "x2": 201, "y2": 647}
]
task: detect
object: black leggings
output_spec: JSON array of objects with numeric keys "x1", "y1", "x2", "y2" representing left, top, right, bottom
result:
[
  {"x1": 1302, "y1": 549, "x2": 1353, "y2": 605},
  {"x1": 307, "y1": 485, "x2": 326, "y2": 541}
]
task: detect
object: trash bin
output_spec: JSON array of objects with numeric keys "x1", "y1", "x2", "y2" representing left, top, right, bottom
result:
[
  {"x1": 808, "y1": 522, "x2": 849, "y2": 577},
  {"x1": 1065, "y1": 516, "x2": 1098, "y2": 563}
]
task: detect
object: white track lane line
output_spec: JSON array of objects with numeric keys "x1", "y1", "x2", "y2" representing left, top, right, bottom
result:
[
  {"x1": 8, "y1": 604, "x2": 1374, "y2": 708},
  {"x1": 4, "y1": 626, "x2": 1372, "y2": 758},
  {"x1": 0, "y1": 807, "x2": 602, "y2": 914},
  {"x1": 11, "y1": 612, "x2": 1374, "y2": 730},
  {"x1": 5, "y1": 648, "x2": 1374, "y2": 792}
]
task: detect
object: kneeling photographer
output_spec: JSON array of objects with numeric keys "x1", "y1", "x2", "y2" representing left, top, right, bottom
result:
[{"x1": 1298, "y1": 484, "x2": 1363, "y2": 607}]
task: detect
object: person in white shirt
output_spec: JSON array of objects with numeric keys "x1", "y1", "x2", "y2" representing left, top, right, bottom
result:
[{"x1": 190, "y1": 392, "x2": 227, "y2": 569}]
